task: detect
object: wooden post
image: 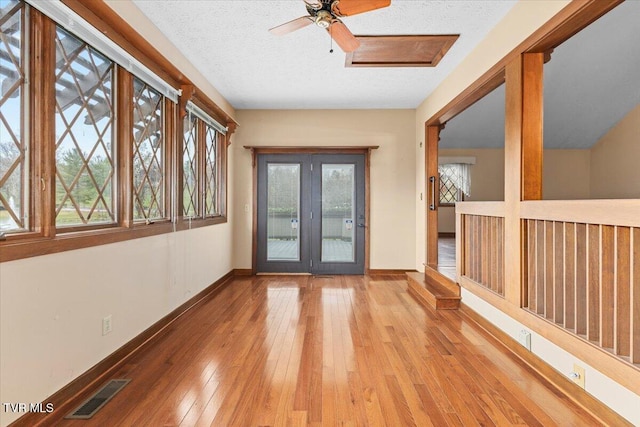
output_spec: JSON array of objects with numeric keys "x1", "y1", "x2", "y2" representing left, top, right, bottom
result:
[
  {"x1": 504, "y1": 53, "x2": 544, "y2": 306},
  {"x1": 425, "y1": 124, "x2": 440, "y2": 269}
]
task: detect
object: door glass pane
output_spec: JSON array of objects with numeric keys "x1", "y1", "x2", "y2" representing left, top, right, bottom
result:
[
  {"x1": 321, "y1": 164, "x2": 355, "y2": 262},
  {"x1": 267, "y1": 163, "x2": 300, "y2": 261}
]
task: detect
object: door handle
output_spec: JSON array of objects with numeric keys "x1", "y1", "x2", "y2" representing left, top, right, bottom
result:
[
  {"x1": 429, "y1": 176, "x2": 436, "y2": 211},
  {"x1": 358, "y1": 223, "x2": 366, "y2": 228}
]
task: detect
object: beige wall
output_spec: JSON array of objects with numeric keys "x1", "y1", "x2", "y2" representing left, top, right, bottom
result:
[
  {"x1": 415, "y1": 0, "x2": 571, "y2": 268},
  {"x1": 0, "y1": 224, "x2": 233, "y2": 426},
  {"x1": 0, "y1": 2, "x2": 238, "y2": 425},
  {"x1": 231, "y1": 109, "x2": 416, "y2": 270},
  {"x1": 590, "y1": 104, "x2": 640, "y2": 199},
  {"x1": 543, "y1": 149, "x2": 591, "y2": 200},
  {"x1": 437, "y1": 149, "x2": 505, "y2": 233}
]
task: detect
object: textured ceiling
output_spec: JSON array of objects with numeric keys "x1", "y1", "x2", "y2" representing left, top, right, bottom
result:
[
  {"x1": 131, "y1": 0, "x2": 517, "y2": 109},
  {"x1": 440, "y1": 0, "x2": 640, "y2": 150}
]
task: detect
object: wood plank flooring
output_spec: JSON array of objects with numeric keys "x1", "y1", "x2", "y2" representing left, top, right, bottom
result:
[
  {"x1": 51, "y1": 275, "x2": 602, "y2": 426},
  {"x1": 437, "y1": 237, "x2": 457, "y2": 281}
]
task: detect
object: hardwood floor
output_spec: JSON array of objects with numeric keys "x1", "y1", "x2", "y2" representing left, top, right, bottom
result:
[
  {"x1": 50, "y1": 275, "x2": 602, "y2": 426},
  {"x1": 437, "y1": 236, "x2": 457, "y2": 281}
]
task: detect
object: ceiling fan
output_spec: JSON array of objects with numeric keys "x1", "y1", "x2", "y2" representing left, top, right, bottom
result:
[{"x1": 269, "y1": 0, "x2": 391, "y2": 53}]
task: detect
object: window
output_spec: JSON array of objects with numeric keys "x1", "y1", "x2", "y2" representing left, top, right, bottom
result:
[
  {"x1": 54, "y1": 27, "x2": 115, "y2": 227},
  {"x1": 0, "y1": 0, "x2": 233, "y2": 261},
  {"x1": 204, "y1": 124, "x2": 218, "y2": 217},
  {"x1": 182, "y1": 103, "x2": 226, "y2": 219},
  {"x1": 183, "y1": 114, "x2": 198, "y2": 217},
  {"x1": 132, "y1": 77, "x2": 165, "y2": 221},
  {"x1": 439, "y1": 163, "x2": 470, "y2": 205},
  {"x1": 0, "y1": 0, "x2": 27, "y2": 233}
]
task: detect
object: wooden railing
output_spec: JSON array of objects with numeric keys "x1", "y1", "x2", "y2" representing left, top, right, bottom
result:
[
  {"x1": 457, "y1": 202, "x2": 505, "y2": 297},
  {"x1": 521, "y1": 200, "x2": 640, "y2": 365}
]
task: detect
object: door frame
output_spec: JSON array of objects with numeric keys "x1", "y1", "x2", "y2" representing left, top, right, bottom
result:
[{"x1": 245, "y1": 145, "x2": 378, "y2": 275}]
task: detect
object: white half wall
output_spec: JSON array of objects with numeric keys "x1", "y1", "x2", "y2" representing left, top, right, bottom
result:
[{"x1": 461, "y1": 289, "x2": 640, "y2": 426}]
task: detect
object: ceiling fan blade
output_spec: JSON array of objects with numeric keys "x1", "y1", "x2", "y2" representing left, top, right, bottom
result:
[
  {"x1": 328, "y1": 21, "x2": 360, "y2": 53},
  {"x1": 269, "y1": 16, "x2": 314, "y2": 36},
  {"x1": 332, "y1": 0, "x2": 391, "y2": 17}
]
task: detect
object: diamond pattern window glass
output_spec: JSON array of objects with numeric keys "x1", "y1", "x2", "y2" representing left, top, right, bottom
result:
[
  {"x1": 439, "y1": 163, "x2": 464, "y2": 205},
  {"x1": 0, "y1": 0, "x2": 28, "y2": 233},
  {"x1": 133, "y1": 77, "x2": 164, "y2": 221},
  {"x1": 204, "y1": 124, "x2": 218, "y2": 217},
  {"x1": 183, "y1": 115, "x2": 197, "y2": 217},
  {"x1": 54, "y1": 27, "x2": 115, "y2": 226}
]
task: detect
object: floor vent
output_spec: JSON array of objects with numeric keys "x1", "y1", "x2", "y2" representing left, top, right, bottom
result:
[{"x1": 65, "y1": 379, "x2": 130, "y2": 419}]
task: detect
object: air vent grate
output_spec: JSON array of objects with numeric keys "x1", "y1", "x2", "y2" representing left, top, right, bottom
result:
[{"x1": 65, "y1": 379, "x2": 130, "y2": 419}]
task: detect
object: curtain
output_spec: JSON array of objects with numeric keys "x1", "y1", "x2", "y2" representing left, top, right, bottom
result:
[{"x1": 438, "y1": 163, "x2": 471, "y2": 197}]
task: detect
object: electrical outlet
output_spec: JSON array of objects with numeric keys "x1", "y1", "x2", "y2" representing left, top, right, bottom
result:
[
  {"x1": 102, "y1": 315, "x2": 112, "y2": 336},
  {"x1": 518, "y1": 329, "x2": 531, "y2": 351},
  {"x1": 570, "y1": 364, "x2": 585, "y2": 389}
]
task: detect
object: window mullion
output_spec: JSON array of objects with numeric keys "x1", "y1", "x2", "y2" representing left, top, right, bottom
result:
[
  {"x1": 165, "y1": 99, "x2": 177, "y2": 224},
  {"x1": 117, "y1": 67, "x2": 133, "y2": 228},
  {"x1": 198, "y1": 119, "x2": 206, "y2": 219},
  {"x1": 218, "y1": 132, "x2": 227, "y2": 217},
  {"x1": 31, "y1": 9, "x2": 56, "y2": 238}
]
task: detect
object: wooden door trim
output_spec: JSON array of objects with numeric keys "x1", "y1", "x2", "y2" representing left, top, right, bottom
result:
[{"x1": 247, "y1": 146, "x2": 377, "y2": 275}]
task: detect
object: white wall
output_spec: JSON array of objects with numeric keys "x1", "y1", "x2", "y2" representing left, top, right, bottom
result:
[
  {"x1": 231, "y1": 109, "x2": 416, "y2": 271},
  {"x1": 462, "y1": 290, "x2": 640, "y2": 425},
  {"x1": 0, "y1": 223, "x2": 232, "y2": 426}
]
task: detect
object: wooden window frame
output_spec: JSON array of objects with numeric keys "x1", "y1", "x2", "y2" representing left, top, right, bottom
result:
[
  {"x1": 131, "y1": 76, "x2": 168, "y2": 223},
  {"x1": 0, "y1": 2, "x2": 235, "y2": 262},
  {"x1": 175, "y1": 97, "x2": 228, "y2": 231}
]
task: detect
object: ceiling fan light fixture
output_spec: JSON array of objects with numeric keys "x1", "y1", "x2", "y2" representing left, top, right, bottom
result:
[{"x1": 315, "y1": 10, "x2": 332, "y2": 29}]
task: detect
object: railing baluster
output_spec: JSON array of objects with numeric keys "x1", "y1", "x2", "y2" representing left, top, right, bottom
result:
[
  {"x1": 587, "y1": 224, "x2": 601, "y2": 343},
  {"x1": 565, "y1": 222, "x2": 576, "y2": 332},
  {"x1": 632, "y1": 228, "x2": 640, "y2": 364},
  {"x1": 576, "y1": 223, "x2": 587, "y2": 336},
  {"x1": 615, "y1": 226, "x2": 631, "y2": 357},
  {"x1": 528, "y1": 220, "x2": 537, "y2": 312},
  {"x1": 537, "y1": 220, "x2": 545, "y2": 315},
  {"x1": 601, "y1": 225, "x2": 615, "y2": 350},
  {"x1": 555, "y1": 221, "x2": 564, "y2": 325},
  {"x1": 545, "y1": 221, "x2": 554, "y2": 320}
]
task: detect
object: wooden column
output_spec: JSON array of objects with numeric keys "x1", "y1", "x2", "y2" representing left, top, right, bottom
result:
[
  {"x1": 425, "y1": 124, "x2": 440, "y2": 269},
  {"x1": 521, "y1": 54, "x2": 544, "y2": 201},
  {"x1": 504, "y1": 53, "x2": 544, "y2": 306}
]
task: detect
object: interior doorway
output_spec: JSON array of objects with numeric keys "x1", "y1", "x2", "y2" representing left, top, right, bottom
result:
[{"x1": 256, "y1": 153, "x2": 366, "y2": 274}]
